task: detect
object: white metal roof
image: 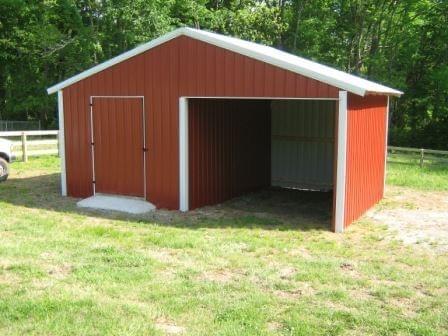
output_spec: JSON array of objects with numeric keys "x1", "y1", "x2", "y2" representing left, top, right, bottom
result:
[{"x1": 47, "y1": 27, "x2": 403, "y2": 96}]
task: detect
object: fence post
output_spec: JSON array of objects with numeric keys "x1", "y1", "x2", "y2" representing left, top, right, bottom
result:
[
  {"x1": 57, "y1": 132, "x2": 60, "y2": 157},
  {"x1": 420, "y1": 148, "x2": 424, "y2": 168},
  {"x1": 21, "y1": 132, "x2": 28, "y2": 162}
]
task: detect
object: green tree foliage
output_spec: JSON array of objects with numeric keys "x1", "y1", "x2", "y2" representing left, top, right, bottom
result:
[{"x1": 0, "y1": 0, "x2": 446, "y2": 148}]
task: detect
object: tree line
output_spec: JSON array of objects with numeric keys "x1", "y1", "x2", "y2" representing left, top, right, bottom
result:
[{"x1": 0, "y1": 0, "x2": 446, "y2": 148}]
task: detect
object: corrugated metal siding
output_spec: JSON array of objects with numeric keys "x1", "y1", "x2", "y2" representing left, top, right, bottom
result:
[
  {"x1": 189, "y1": 99, "x2": 271, "y2": 209},
  {"x1": 63, "y1": 35, "x2": 339, "y2": 209},
  {"x1": 92, "y1": 97, "x2": 144, "y2": 197},
  {"x1": 271, "y1": 100, "x2": 335, "y2": 190},
  {"x1": 344, "y1": 94, "x2": 388, "y2": 227}
]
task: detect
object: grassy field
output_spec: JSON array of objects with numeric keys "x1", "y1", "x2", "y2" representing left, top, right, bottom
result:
[
  {"x1": 0, "y1": 156, "x2": 447, "y2": 335},
  {"x1": 387, "y1": 153, "x2": 448, "y2": 191}
]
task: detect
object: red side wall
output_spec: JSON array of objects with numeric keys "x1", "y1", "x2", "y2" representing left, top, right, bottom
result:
[
  {"x1": 344, "y1": 94, "x2": 388, "y2": 227},
  {"x1": 62, "y1": 35, "x2": 339, "y2": 209},
  {"x1": 189, "y1": 99, "x2": 271, "y2": 209}
]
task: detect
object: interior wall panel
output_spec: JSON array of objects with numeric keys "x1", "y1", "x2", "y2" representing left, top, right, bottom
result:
[
  {"x1": 271, "y1": 100, "x2": 335, "y2": 190},
  {"x1": 63, "y1": 35, "x2": 339, "y2": 209},
  {"x1": 188, "y1": 99, "x2": 271, "y2": 209},
  {"x1": 344, "y1": 94, "x2": 388, "y2": 227}
]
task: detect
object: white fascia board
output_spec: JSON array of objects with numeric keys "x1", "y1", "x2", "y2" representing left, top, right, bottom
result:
[{"x1": 47, "y1": 29, "x2": 185, "y2": 94}]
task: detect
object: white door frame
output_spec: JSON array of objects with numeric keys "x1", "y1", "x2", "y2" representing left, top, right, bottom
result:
[
  {"x1": 178, "y1": 96, "x2": 341, "y2": 214},
  {"x1": 89, "y1": 95, "x2": 147, "y2": 198}
]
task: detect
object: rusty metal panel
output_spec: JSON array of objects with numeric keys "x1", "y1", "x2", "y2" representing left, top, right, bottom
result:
[
  {"x1": 62, "y1": 35, "x2": 340, "y2": 210},
  {"x1": 344, "y1": 94, "x2": 388, "y2": 227},
  {"x1": 271, "y1": 100, "x2": 335, "y2": 190},
  {"x1": 91, "y1": 97, "x2": 144, "y2": 197},
  {"x1": 188, "y1": 99, "x2": 271, "y2": 209}
]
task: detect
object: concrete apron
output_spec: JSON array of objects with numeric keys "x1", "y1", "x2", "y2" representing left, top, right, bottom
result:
[{"x1": 77, "y1": 193, "x2": 156, "y2": 214}]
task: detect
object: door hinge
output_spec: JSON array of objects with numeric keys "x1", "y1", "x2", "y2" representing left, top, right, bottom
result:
[
  {"x1": 92, "y1": 180, "x2": 96, "y2": 184},
  {"x1": 143, "y1": 148, "x2": 149, "y2": 152}
]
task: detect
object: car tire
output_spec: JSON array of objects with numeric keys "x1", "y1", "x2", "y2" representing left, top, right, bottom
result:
[{"x1": 0, "y1": 157, "x2": 9, "y2": 182}]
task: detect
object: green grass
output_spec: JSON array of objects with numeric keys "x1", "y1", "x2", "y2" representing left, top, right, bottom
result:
[
  {"x1": 0, "y1": 156, "x2": 447, "y2": 335},
  {"x1": 387, "y1": 155, "x2": 448, "y2": 191}
]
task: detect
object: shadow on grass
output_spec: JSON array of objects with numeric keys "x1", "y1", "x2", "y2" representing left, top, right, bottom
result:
[{"x1": 0, "y1": 173, "x2": 332, "y2": 231}]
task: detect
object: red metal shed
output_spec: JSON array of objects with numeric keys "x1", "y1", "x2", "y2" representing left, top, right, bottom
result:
[{"x1": 47, "y1": 28, "x2": 402, "y2": 232}]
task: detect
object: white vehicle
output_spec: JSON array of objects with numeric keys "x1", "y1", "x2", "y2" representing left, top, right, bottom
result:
[{"x1": 0, "y1": 138, "x2": 14, "y2": 182}]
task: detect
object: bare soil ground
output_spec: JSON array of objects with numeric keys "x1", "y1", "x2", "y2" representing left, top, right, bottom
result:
[
  {"x1": 149, "y1": 186, "x2": 448, "y2": 253},
  {"x1": 367, "y1": 186, "x2": 448, "y2": 252},
  {"x1": 145, "y1": 187, "x2": 333, "y2": 230}
]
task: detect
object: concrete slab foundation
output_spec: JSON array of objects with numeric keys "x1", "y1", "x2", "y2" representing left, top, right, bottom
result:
[{"x1": 77, "y1": 194, "x2": 156, "y2": 214}]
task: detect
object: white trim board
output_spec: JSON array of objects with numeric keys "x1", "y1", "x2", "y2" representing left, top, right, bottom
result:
[
  {"x1": 183, "y1": 96, "x2": 339, "y2": 100},
  {"x1": 334, "y1": 91, "x2": 348, "y2": 233},
  {"x1": 179, "y1": 97, "x2": 189, "y2": 212},
  {"x1": 47, "y1": 28, "x2": 403, "y2": 97},
  {"x1": 89, "y1": 96, "x2": 147, "y2": 198},
  {"x1": 58, "y1": 90, "x2": 67, "y2": 196}
]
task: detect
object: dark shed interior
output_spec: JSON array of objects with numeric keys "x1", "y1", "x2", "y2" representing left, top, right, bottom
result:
[{"x1": 188, "y1": 98, "x2": 336, "y2": 211}]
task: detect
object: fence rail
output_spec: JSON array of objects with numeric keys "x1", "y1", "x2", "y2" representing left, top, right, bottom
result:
[
  {"x1": 0, "y1": 130, "x2": 59, "y2": 137},
  {"x1": 0, "y1": 130, "x2": 447, "y2": 168},
  {"x1": 388, "y1": 146, "x2": 448, "y2": 167},
  {"x1": 0, "y1": 130, "x2": 59, "y2": 161}
]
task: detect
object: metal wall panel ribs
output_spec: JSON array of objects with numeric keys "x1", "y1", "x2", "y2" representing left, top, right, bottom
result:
[
  {"x1": 344, "y1": 94, "x2": 388, "y2": 227},
  {"x1": 271, "y1": 100, "x2": 335, "y2": 190}
]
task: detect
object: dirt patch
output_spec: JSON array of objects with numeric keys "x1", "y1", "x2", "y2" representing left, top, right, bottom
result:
[
  {"x1": 273, "y1": 282, "x2": 315, "y2": 300},
  {"x1": 339, "y1": 262, "x2": 363, "y2": 279},
  {"x1": 154, "y1": 318, "x2": 185, "y2": 335},
  {"x1": 267, "y1": 321, "x2": 283, "y2": 332},
  {"x1": 137, "y1": 188, "x2": 333, "y2": 230},
  {"x1": 367, "y1": 186, "x2": 448, "y2": 252},
  {"x1": 349, "y1": 288, "x2": 373, "y2": 301},
  {"x1": 289, "y1": 248, "x2": 313, "y2": 259},
  {"x1": 340, "y1": 262, "x2": 354, "y2": 271},
  {"x1": 279, "y1": 266, "x2": 296, "y2": 279},
  {"x1": 198, "y1": 269, "x2": 237, "y2": 283},
  {"x1": 47, "y1": 263, "x2": 73, "y2": 280},
  {"x1": 145, "y1": 249, "x2": 178, "y2": 264}
]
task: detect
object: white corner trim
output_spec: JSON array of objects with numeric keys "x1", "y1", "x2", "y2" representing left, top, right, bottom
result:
[
  {"x1": 383, "y1": 96, "x2": 390, "y2": 195},
  {"x1": 335, "y1": 91, "x2": 348, "y2": 233},
  {"x1": 179, "y1": 97, "x2": 189, "y2": 212},
  {"x1": 58, "y1": 90, "x2": 67, "y2": 196},
  {"x1": 47, "y1": 28, "x2": 402, "y2": 97}
]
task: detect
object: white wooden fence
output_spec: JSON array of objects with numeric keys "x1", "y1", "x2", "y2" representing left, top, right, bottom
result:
[
  {"x1": 0, "y1": 130, "x2": 59, "y2": 162},
  {"x1": 0, "y1": 130, "x2": 447, "y2": 168},
  {"x1": 388, "y1": 146, "x2": 448, "y2": 168}
]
